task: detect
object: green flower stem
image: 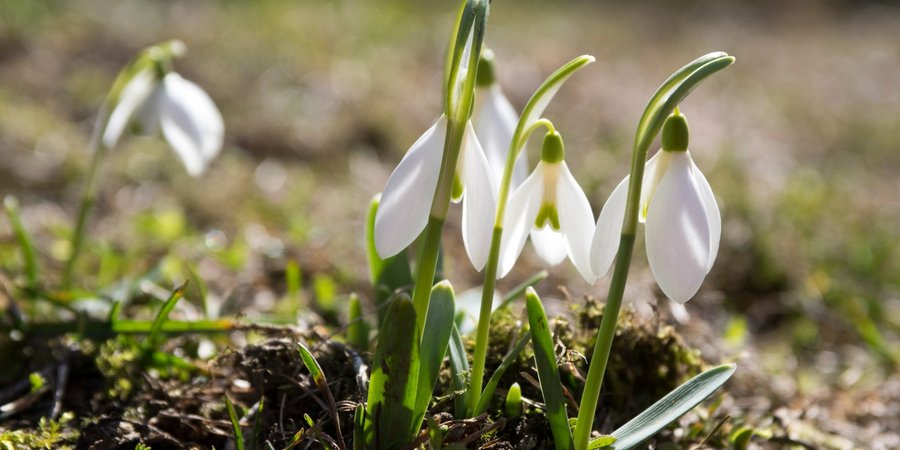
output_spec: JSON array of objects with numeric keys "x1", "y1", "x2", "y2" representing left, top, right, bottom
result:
[
  {"x1": 573, "y1": 52, "x2": 734, "y2": 450},
  {"x1": 465, "y1": 226, "x2": 501, "y2": 415},
  {"x1": 410, "y1": 216, "x2": 446, "y2": 330},
  {"x1": 411, "y1": 0, "x2": 488, "y2": 333},
  {"x1": 466, "y1": 55, "x2": 595, "y2": 416},
  {"x1": 465, "y1": 119, "x2": 550, "y2": 416},
  {"x1": 62, "y1": 129, "x2": 108, "y2": 288}
]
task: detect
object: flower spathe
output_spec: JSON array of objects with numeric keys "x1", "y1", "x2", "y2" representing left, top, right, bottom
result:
[
  {"x1": 498, "y1": 131, "x2": 595, "y2": 282},
  {"x1": 473, "y1": 50, "x2": 528, "y2": 190},
  {"x1": 103, "y1": 67, "x2": 224, "y2": 177},
  {"x1": 374, "y1": 115, "x2": 496, "y2": 270},
  {"x1": 591, "y1": 111, "x2": 720, "y2": 304}
]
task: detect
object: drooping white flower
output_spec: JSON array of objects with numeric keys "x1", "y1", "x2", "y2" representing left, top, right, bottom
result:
[
  {"x1": 374, "y1": 115, "x2": 496, "y2": 270},
  {"x1": 591, "y1": 111, "x2": 720, "y2": 303},
  {"x1": 103, "y1": 65, "x2": 224, "y2": 177},
  {"x1": 472, "y1": 50, "x2": 528, "y2": 189},
  {"x1": 498, "y1": 131, "x2": 595, "y2": 282}
]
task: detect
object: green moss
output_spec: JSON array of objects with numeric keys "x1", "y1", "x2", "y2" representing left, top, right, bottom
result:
[{"x1": 0, "y1": 413, "x2": 78, "y2": 450}]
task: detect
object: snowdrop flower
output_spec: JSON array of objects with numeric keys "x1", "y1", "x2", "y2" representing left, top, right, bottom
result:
[
  {"x1": 591, "y1": 110, "x2": 720, "y2": 303},
  {"x1": 498, "y1": 130, "x2": 595, "y2": 282},
  {"x1": 374, "y1": 115, "x2": 496, "y2": 270},
  {"x1": 473, "y1": 50, "x2": 528, "y2": 189},
  {"x1": 102, "y1": 44, "x2": 224, "y2": 177}
]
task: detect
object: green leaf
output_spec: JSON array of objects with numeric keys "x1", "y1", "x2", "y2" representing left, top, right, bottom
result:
[
  {"x1": 347, "y1": 293, "x2": 370, "y2": 351},
  {"x1": 599, "y1": 364, "x2": 736, "y2": 450},
  {"x1": 499, "y1": 270, "x2": 548, "y2": 309},
  {"x1": 353, "y1": 404, "x2": 366, "y2": 450},
  {"x1": 299, "y1": 342, "x2": 344, "y2": 446},
  {"x1": 414, "y1": 281, "x2": 456, "y2": 425},
  {"x1": 4, "y1": 196, "x2": 39, "y2": 293},
  {"x1": 473, "y1": 329, "x2": 531, "y2": 415},
  {"x1": 298, "y1": 342, "x2": 325, "y2": 386},
  {"x1": 366, "y1": 195, "x2": 413, "y2": 326},
  {"x1": 525, "y1": 288, "x2": 574, "y2": 450},
  {"x1": 365, "y1": 295, "x2": 420, "y2": 450},
  {"x1": 587, "y1": 436, "x2": 616, "y2": 449},
  {"x1": 145, "y1": 282, "x2": 187, "y2": 351},
  {"x1": 447, "y1": 324, "x2": 470, "y2": 418},
  {"x1": 729, "y1": 426, "x2": 755, "y2": 450},
  {"x1": 225, "y1": 396, "x2": 245, "y2": 450}
]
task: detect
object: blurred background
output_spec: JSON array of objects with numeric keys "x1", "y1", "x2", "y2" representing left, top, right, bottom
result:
[{"x1": 1, "y1": 0, "x2": 898, "y2": 447}]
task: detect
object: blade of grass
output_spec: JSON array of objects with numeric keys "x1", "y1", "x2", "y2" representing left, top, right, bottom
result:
[
  {"x1": 498, "y1": 270, "x2": 548, "y2": 309},
  {"x1": 4, "y1": 196, "x2": 39, "y2": 292},
  {"x1": 525, "y1": 288, "x2": 573, "y2": 450},
  {"x1": 447, "y1": 324, "x2": 470, "y2": 418},
  {"x1": 473, "y1": 329, "x2": 531, "y2": 415},
  {"x1": 225, "y1": 395, "x2": 245, "y2": 450},
  {"x1": 299, "y1": 342, "x2": 345, "y2": 449},
  {"x1": 145, "y1": 282, "x2": 187, "y2": 351}
]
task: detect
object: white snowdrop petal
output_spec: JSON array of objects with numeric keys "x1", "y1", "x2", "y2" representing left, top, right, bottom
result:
[
  {"x1": 530, "y1": 225, "x2": 567, "y2": 266},
  {"x1": 454, "y1": 286, "x2": 501, "y2": 335},
  {"x1": 102, "y1": 69, "x2": 156, "y2": 149},
  {"x1": 461, "y1": 121, "x2": 497, "y2": 271},
  {"x1": 590, "y1": 175, "x2": 628, "y2": 278},
  {"x1": 374, "y1": 116, "x2": 447, "y2": 259},
  {"x1": 645, "y1": 152, "x2": 711, "y2": 304},
  {"x1": 474, "y1": 85, "x2": 525, "y2": 188},
  {"x1": 497, "y1": 168, "x2": 542, "y2": 278},
  {"x1": 639, "y1": 151, "x2": 667, "y2": 223},
  {"x1": 689, "y1": 154, "x2": 721, "y2": 273},
  {"x1": 157, "y1": 74, "x2": 224, "y2": 176},
  {"x1": 556, "y1": 163, "x2": 596, "y2": 283}
]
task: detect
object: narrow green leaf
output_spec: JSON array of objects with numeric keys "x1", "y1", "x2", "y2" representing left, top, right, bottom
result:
[
  {"x1": 146, "y1": 282, "x2": 187, "y2": 351},
  {"x1": 600, "y1": 364, "x2": 737, "y2": 450},
  {"x1": 225, "y1": 396, "x2": 245, "y2": 450},
  {"x1": 250, "y1": 397, "x2": 264, "y2": 450},
  {"x1": 353, "y1": 404, "x2": 366, "y2": 450},
  {"x1": 729, "y1": 426, "x2": 754, "y2": 450},
  {"x1": 447, "y1": 324, "x2": 470, "y2": 418},
  {"x1": 366, "y1": 195, "x2": 413, "y2": 325},
  {"x1": 347, "y1": 293, "x2": 370, "y2": 351},
  {"x1": 299, "y1": 342, "x2": 344, "y2": 446},
  {"x1": 298, "y1": 342, "x2": 325, "y2": 386},
  {"x1": 365, "y1": 295, "x2": 420, "y2": 450},
  {"x1": 499, "y1": 270, "x2": 548, "y2": 309},
  {"x1": 525, "y1": 288, "x2": 573, "y2": 450},
  {"x1": 4, "y1": 196, "x2": 39, "y2": 291},
  {"x1": 474, "y1": 330, "x2": 531, "y2": 415},
  {"x1": 414, "y1": 281, "x2": 456, "y2": 422}
]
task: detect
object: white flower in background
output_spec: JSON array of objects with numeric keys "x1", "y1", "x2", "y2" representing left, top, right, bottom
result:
[
  {"x1": 498, "y1": 131, "x2": 595, "y2": 282},
  {"x1": 102, "y1": 49, "x2": 224, "y2": 177},
  {"x1": 591, "y1": 110, "x2": 720, "y2": 303},
  {"x1": 473, "y1": 50, "x2": 528, "y2": 189},
  {"x1": 374, "y1": 115, "x2": 496, "y2": 270}
]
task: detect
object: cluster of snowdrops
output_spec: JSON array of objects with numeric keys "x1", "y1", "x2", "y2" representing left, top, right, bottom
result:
[{"x1": 41, "y1": 1, "x2": 738, "y2": 449}]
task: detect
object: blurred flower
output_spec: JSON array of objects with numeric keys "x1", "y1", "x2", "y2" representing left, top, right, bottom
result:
[
  {"x1": 498, "y1": 131, "x2": 595, "y2": 282},
  {"x1": 374, "y1": 115, "x2": 496, "y2": 270},
  {"x1": 592, "y1": 111, "x2": 720, "y2": 303},
  {"x1": 103, "y1": 63, "x2": 224, "y2": 177},
  {"x1": 473, "y1": 50, "x2": 528, "y2": 189}
]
